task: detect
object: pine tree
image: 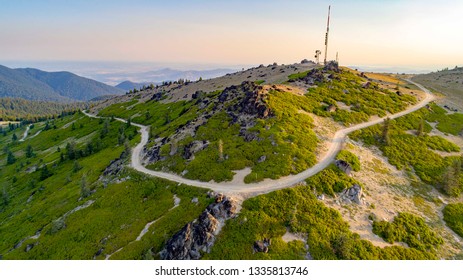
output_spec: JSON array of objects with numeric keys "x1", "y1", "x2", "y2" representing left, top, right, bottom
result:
[
  {"x1": 40, "y1": 165, "x2": 52, "y2": 181},
  {"x1": 417, "y1": 119, "x2": 425, "y2": 137},
  {"x1": 12, "y1": 133, "x2": 17, "y2": 141},
  {"x1": 26, "y1": 144, "x2": 34, "y2": 158},
  {"x1": 73, "y1": 160, "x2": 82, "y2": 173},
  {"x1": 100, "y1": 119, "x2": 109, "y2": 138},
  {"x1": 6, "y1": 151, "x2": 16, "y2": 165},
  {"x1": 66, "y1": 142, "x2": 76, "y2": 160},
  {"x1": 80, "y1": 176, "x2": 90, "y2": 198}
]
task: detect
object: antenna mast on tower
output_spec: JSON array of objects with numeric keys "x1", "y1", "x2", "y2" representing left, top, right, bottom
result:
[{"x1": 324, "y1": 5, "x2": 331, "y2": 65}]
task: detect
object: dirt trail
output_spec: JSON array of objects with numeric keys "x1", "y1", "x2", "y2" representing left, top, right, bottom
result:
[
  {"x1": 83, "y1": 80, "x2": 435, "y2": 198},
  {"x1": 18, "y1": 125, "x2": 31, "y2": 142}
]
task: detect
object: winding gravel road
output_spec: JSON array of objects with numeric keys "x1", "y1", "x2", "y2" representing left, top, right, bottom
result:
[{"x1": 84, "y1": 79, "x2": 434, "y2": 197}]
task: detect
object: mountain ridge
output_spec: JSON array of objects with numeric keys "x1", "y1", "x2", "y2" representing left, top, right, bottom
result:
[{"x1": 0, "y1": 64, "x2": 124, "y2": 102}]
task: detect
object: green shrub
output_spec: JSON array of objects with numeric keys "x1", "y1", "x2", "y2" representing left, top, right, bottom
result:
[
  {"x1": 443, "y1": 203, "x2": 463, "y2": 238},
  {"x1": 373, "y1": 212, "x2": 443, "y2": 252},
  {"x1": 336, "y1": 150, "x2": 361, "y2": 171}
]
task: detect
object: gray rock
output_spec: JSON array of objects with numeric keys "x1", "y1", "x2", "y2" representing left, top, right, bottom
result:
[
  {"x1": 25, "y1": 243, "x2": 35, "y2": 252},
  {"x1": 191, "y1": 197, "x2": 199, "y2": 204},
  {"x1": 183, "y1": 140, "x2": 209, "y2": 160},
  {"x1": 254, "y1": 238, "x2": 271, "y2": 253},
  {"x1": 340, "y1": 184, "x2": 363, "y2": 204},
  {"x1": 335, "y1": 160, "x2": 352, "y2": 175},
  {"x1": 362, "y1": 82, "x2": 371, "y2": 89},
  {"x1": 258, "y1": 155, "x2": 267, "y2": 163},
  {"x1": 160, "y1": 194, "x2": 236, "y2": 260}
]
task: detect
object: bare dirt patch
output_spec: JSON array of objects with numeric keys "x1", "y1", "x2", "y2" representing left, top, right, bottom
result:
[
  {"x1": 262, "y1": 84, "x2": 306, "y2": 96},
  {"x1": 281, "y1": 228, "x2": 306, "y2": 243},
  {"x1": 299, "y1": 110, "x2": 343, "y2": 161},
  {"x1": 322, "y1": 139, "x2": 463, "y2": 257}
]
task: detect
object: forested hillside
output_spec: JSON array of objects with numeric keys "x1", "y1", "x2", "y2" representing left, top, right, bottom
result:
[{"x1": 0, "y1": 98, "x2": 87, "y2": 121}]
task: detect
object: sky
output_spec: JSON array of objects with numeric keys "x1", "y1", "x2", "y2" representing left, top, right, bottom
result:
[{"x1": 1, "y1": 0, "x2": 462, "y2": 71}]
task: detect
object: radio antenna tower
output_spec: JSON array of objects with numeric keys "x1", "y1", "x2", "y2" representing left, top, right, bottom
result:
[{"x1": 323, "y1": 5, "x2": 331, "y2": 65}]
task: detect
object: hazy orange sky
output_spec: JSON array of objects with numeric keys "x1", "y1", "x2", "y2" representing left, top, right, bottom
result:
[{"x1": 1, "y1": 0, "x2": 462, "y2": 69}]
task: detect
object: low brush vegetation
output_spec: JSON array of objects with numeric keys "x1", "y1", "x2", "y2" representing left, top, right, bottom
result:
[
  {"x1": 443, "y1": 203, "x2": 463, "y2": 238},
  {"x1": 300, "y1": 69, "x2": 417, "y2": 125},
  {"x1": 100, "y1": 88, "x2": 318, "y2": 183},
  {"x1": 372, "y1": 212, "x2": 443, "y2": 252},
  {"x1": 395, "y1": 103, "x2": 463, "y2": 136},
  {"x1": 307, "y1": 165, "x2": 359, "y2": 196},
  {"x1": 350, "y1": 106, "x2": 462, "y2": 196},
  {"x1": 205, "y1": 170, "x2": 437, "y2": 260}
]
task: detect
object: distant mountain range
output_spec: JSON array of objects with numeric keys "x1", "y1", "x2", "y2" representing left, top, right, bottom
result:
[
  {"x1": 92, "y1": 67, "x2": 237, "y2": 86},
  {"x1": 137, "y1": 68, "x2": 237, "y2": 82},
  {"x1": 115, "y1": 81, "x2": 155, "y2": 91},
  {"x1": 0, "y1": 64, "x2": 124, "y2": 102}
]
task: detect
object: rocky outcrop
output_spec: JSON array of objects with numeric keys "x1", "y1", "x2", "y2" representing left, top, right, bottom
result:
[
  {"x1": 340, "y1": 184, "x2": 363, "y2": 204},
  {"x1": 335, "y1": 160, "x2": 352, "y2": 175},
  {"x1": 101, "y1": 158, "x2": 125, "y2": 177},
  {"x1": 142, "y1": 81, "x2": 272, "y2": 167},
  {"x1": 323, "y1": 61, "x2": 340, "y2": 72},
  {"x1": 99, "y1": 154, "x2": 128, "y2": 185},
  {"x1": 223, "y1": 81, "x2": 272, "y2": 120},
  {"x1": 183, "y1": 140, "x2": 209, "y2": 160},
  {"x1": 160, "y1": 193, "x2": 237, "y2": 260},
  {"x1": 254, "y1": 238, "x2": 271, "y2": 253},
  {"x1": 289, "y1": 61, "x2": 340, "y2": 88}
]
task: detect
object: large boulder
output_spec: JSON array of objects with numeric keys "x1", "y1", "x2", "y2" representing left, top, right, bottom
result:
[
  {"x1": 335, "y1": 160, "x2": 352, "y2": 175},
  {"x1": 340, "y1": 184, "x2": 363, "y2": 204}
]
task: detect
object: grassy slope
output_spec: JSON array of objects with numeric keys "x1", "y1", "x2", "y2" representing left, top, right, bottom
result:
[
  {"x1": 304, "y1": 69, "x2": 416, "y2": 125},
  {"x1": 0, "y1": 113, "x2": 210, "y2": 259},
  {"x1": 205, "y1": 168, "x2": 439, "y2": 260}
]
